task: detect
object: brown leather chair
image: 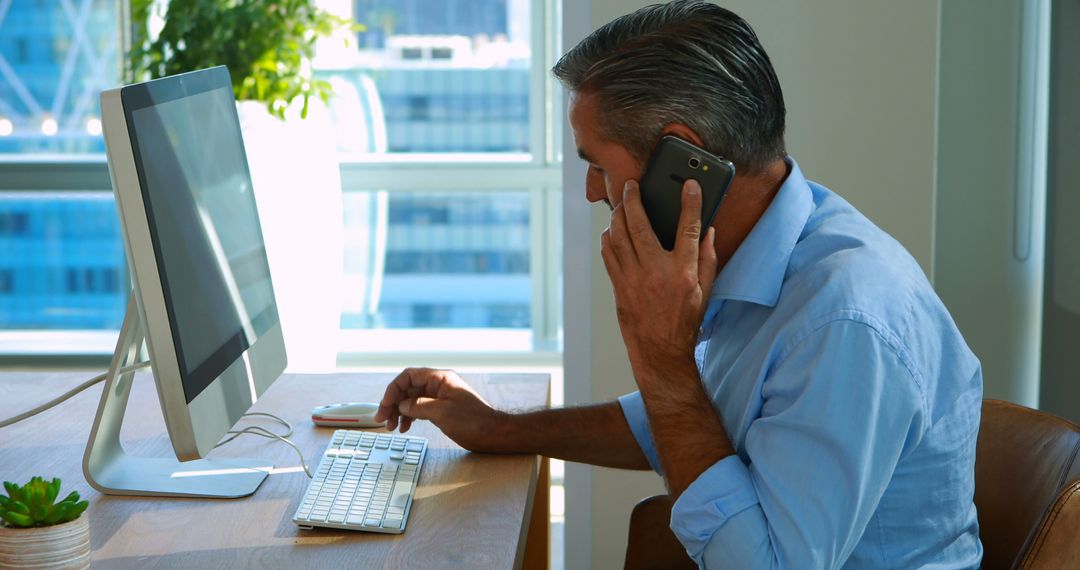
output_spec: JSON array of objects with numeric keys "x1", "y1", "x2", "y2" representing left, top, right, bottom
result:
[
  {"x1": 976, "y1": 399, "x2": 1080, "y2": 569},
  {"x1": 625, "y1": 494, "x2": 695, "y2": 570},
  {"x1": 624, "y1": 399, "x2": 1080, "y2": 569}
]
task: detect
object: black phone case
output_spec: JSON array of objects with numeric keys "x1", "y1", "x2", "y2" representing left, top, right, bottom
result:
[{"x1": 639, "y1": 136, "x2": 735, "y2": 251}]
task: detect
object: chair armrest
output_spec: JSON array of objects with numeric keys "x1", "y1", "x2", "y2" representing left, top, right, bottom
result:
[
  {"x1": 625, "y1": 494, "x2": 697, "y2": 570},
  {"x1": 1018, "y1": 479, "x2": 1080, "y2": 570}
]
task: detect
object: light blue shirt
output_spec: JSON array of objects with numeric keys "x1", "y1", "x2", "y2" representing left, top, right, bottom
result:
[{"x1": 619, "y1": 158, "x2": 983, "y2": 569}]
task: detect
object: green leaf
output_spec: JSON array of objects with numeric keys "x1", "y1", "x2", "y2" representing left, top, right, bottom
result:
[
  {"x1": 42, "y1": 504, "x2": 64, "y2": 525},
  {"x1": 125, "y1": 0, "x2": 352, "y2": 120},
  {"x1": 0, "y1": 509, "x2": 33, "y2": 528},
  {"x1": 22, "y1": 486, "x2": 38, "y2": 509},
  {"x1": 45, "y1": 478, "x2": 60, "y2": 504},
  {"x1": 66, "y1": 501, "x2": 89, "y2": 522},
  {"x1": 9, "y1": 501, "x2": 29, "y2": 516},
  {"x1": 59, "y1": 491, "x2": 80, "y2": 505},
  {"x1": 4, "y1": 481, "x2": 22, "y2": 502}
]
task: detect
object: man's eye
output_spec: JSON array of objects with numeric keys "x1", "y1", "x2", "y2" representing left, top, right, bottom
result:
[{"x1": 590, "y1": 164, "x2": 604, "y2": 174}]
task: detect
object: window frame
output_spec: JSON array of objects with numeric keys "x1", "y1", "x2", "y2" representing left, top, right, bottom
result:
[{"x1": 0, "y1": 0, "x2": 563, "y2": 367}]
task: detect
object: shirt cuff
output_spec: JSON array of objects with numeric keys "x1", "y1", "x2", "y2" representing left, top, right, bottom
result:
[
  {"x1": 670, "y1": 455, "x2": 761, "y2": 563},
  {"x1": 617, "y1": 392, "x2": 662, "y2": 473}
]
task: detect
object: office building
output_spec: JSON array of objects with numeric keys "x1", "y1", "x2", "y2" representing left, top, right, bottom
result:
[
  {"x1": 0, "y1": 195, "x2": 124, "y2": 330},
  {"x1": 0, "y1": 0, "x2": 115, "y2": 154},
  {"x1": 0, "y1": 0, "x2": 532, "y2": 332}
]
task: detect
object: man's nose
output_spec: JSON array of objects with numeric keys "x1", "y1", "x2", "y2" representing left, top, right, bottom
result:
[
  {"x1": 585, "y1": 181, "x2": 606, "y2": 204},
  {"x1": 584, "y1": 185, "x2": 614, "y2": 211}
]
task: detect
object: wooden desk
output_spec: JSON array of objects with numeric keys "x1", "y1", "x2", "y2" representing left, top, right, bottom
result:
[{"x1": 0, "y1": 372, "x2": 549, "y2": 569}]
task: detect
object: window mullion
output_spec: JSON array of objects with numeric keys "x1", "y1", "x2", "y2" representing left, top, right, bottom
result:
[
  {"x1": 339, "y1": 164, "x2": 561, "y2": 192},
  {"x1": 544, "y1": 184, "x2": 562, "y2": 349},
  {"x1": 529, "y1": 184, "x2": 546, "y2": 346},
  {"x1": 0, "y1": 161, "x2": 111, "y2": 191},
  {"x1": 528, "y1": 0, "x2": 548, "y2": 168}
]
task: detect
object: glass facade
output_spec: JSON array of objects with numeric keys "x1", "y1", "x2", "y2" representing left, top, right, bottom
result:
[
  {"x1": 354, "y1": 68, "x2": 530, "y2": 153},
  {"x1": 0, "y1": 0, "x2": 118, "y2": 154},
  {"x1": 346, "y1": 191, "x2": 531, "y2": 329},
  {"x1": 0, "y1": 0, "x2": 544, "y2": 347},
  {"x1": 355, "y1": 0, "x2": 511, "y2": 46},
  {"x1": 322, "y1": 0, "x2": 536, "y2": 333},
  {"x1": 318, "y1": 0, "x2": 532, "y2": 154},
  {"x1": 0, "y1": 193, "x2": 125, "y2": 330}
]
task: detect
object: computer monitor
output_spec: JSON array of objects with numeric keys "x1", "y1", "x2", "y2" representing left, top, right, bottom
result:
[{"x1": 83, "y1": 66, "x2": 287, "y2": 498}]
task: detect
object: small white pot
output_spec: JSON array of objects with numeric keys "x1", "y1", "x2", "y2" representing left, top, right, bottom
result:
[{"x1": 0, "y1": 515, "x2": 91, "y2": 569}]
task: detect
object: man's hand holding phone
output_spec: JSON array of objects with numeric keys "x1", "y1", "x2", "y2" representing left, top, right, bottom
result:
[
  {"x1": 638, "y1": 136, "x2": 734, "y2": 250},
  {"x1": 601, "y1": 177, "x2": 718, "y2": 389}
]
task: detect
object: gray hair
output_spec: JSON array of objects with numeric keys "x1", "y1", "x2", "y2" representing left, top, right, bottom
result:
[{"x1": 552, "y1": 1, "x2": 786, "y2": 175}]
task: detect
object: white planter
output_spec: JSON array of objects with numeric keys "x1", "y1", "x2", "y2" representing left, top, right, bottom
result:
[
  {"x1": 237, "y1": 99, "x2": 344, "y2": 372},
  {"x1": 0, "y1": 515, "x2": 91, "y2": 569}
]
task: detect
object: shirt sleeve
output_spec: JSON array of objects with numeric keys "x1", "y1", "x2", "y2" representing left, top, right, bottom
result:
[
  {"x1": 618, "y1": 391, "x2": 662, "y2": 473},
  {"x1": 669, "y1": 317, "x2": 925, "y2": 569}
]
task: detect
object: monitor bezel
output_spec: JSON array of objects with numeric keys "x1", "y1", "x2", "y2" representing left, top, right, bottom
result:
[
  {"x1": 101, "y1": 66, "x2": 287, "y2": 461},
  {"x1": 119, "y1": 65, "x2": 278, "y2": 403}
]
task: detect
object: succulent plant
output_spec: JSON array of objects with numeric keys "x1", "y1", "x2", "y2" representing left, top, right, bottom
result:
[{"x1": 0, "y1": 477, "x2": 88, "y2": 528}]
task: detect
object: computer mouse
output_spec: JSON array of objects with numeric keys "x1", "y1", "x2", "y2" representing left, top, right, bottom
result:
[{"x1": 311, "y1": 402, "x2": 385, "y2": 428}]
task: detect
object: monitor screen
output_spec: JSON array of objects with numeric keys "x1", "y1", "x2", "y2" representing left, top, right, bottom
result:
[{"x1": 123, "y1": 73, "x2": 277, "y2": 404}]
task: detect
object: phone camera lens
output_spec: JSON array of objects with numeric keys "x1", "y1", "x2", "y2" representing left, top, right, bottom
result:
[{"x1": 688, "y1": 157, "x2": 701, "y2": 169}]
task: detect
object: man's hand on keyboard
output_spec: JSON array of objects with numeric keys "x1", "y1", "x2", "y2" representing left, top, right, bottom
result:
[{"x1": 375, "y1": 368, "x2": 508, "y2": 453}]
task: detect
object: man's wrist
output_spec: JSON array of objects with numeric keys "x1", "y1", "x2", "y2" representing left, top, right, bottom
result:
[
  {"x1": 482, "y1": 409, "x2": 520, "y2": 453},
  {"x1": 630, "y1": 350, "x2": 700, "y2": 396},
  {"x1": 631, "y1": 354, "x2": 734, "y2": 496}
]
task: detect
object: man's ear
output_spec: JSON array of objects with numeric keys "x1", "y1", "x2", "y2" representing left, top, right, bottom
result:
[{"x1": 658, "y1": 123, "x2": 706, "y2": 148}]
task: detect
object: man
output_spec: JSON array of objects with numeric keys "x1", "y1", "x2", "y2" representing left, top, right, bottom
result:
[{"x1": 374, "y1": 2, "x2": 983, "y2": 568}]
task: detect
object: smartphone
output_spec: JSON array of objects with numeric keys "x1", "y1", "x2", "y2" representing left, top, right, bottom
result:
[{"x1": 639, "y1": 136, "x2": 735, "y2": 251}]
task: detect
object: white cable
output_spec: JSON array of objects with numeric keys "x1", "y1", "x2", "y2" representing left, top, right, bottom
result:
[
  {"x1": 216, "y1": 413, "x2": 313, "y2": 478},
  {"x1": 1, "y1": 365, "x2": 313, "y2": 478},
  {"x1": 0, "y1": 361, "x2": 151, "y2": 429}
]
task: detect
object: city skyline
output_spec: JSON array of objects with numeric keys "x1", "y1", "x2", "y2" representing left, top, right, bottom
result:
[{"x1": 0, "y1": 1, "x2": 537, "y2": 336}]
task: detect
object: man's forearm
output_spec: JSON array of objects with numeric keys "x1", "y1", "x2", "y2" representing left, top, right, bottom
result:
[
  {"x1": 492, "y1": 401, "x2": 652, "y2": 470},
  {"x1": 636, "y1": 356, "x2": 734, "y2": 497}
]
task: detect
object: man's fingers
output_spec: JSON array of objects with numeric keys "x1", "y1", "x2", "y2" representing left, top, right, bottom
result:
[
  {"x1": 698, "y1": 226, "x2": 719, "y2": 289},
  {"x1": 377, "y1": 367, "x2": 443, "y2": 420},
  {"x1": 607, "y1": 201, "x2": 637, "y2": 263},
  {"x1": 399, "y1": 397, "x2": 444, "y2": 422},
  {"x1": 376, "y1": 381, "x2": 402, "y2": 423},
  {"x1": 378, "y1": 368, "x2": 444, "y2": 429},
  {"x1": 600, "y1": 228, "x2": 622, "y2": 278},
  {"x1": 675, "y1": 179, "x2": 704, "y2": 262},
  {"x1": 622, "y1": 180, "x2": 661, "y2": 252}
]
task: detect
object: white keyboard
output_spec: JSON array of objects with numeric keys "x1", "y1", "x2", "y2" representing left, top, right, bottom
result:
[{"x1": 293, "y1": 430, "x2": 427, "y2": 534}]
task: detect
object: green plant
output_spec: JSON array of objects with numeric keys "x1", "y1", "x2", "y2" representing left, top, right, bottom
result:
[
  {"x1": 130, "y1": 0, "x2": 360, "y2": 119},
  {"x1": 0, "y1": 477, "x2": 88, "y2": 528}
]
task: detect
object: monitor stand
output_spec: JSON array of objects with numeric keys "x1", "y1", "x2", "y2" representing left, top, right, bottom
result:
[{"x1": 82, "y1": 296, "x2": 270, "y2": 498}]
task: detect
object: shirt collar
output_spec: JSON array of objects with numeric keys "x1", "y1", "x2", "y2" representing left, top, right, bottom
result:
[{"x1": 707, "y1": 156, "x2": 814, "y2": 311}]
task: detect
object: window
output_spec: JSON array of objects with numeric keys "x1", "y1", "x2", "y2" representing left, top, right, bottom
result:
[
  {"x1": 14, "y1": 38, "x2": 29, "y2": 64},
  {"x1": 0, "y1": 1, "x2": 124, "y2": 354},
  {"x1": 0, "y1": 212, "x2": 29, "y2": 235},
  {"x1": 315, "y1": 0, "x2": 560, "y2": 355},
  {"x1": 0, "y1": 192, "x2": 125, "y2": 336},
  {"x1": 0, "y1": 0, "x2": 561, "y2": 359},
  {"x1": 0, "y1": 0, "x2": 117, "y2": 155}
]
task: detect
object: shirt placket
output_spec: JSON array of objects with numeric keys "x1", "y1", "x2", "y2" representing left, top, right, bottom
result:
[{"x1": 696, "y1": 298, "x2": 725, "y2": 373}]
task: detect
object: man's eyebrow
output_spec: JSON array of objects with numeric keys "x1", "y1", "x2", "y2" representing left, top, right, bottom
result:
[{"x1": 576, "y1": 148, "x2": 595, "y2": 163}]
